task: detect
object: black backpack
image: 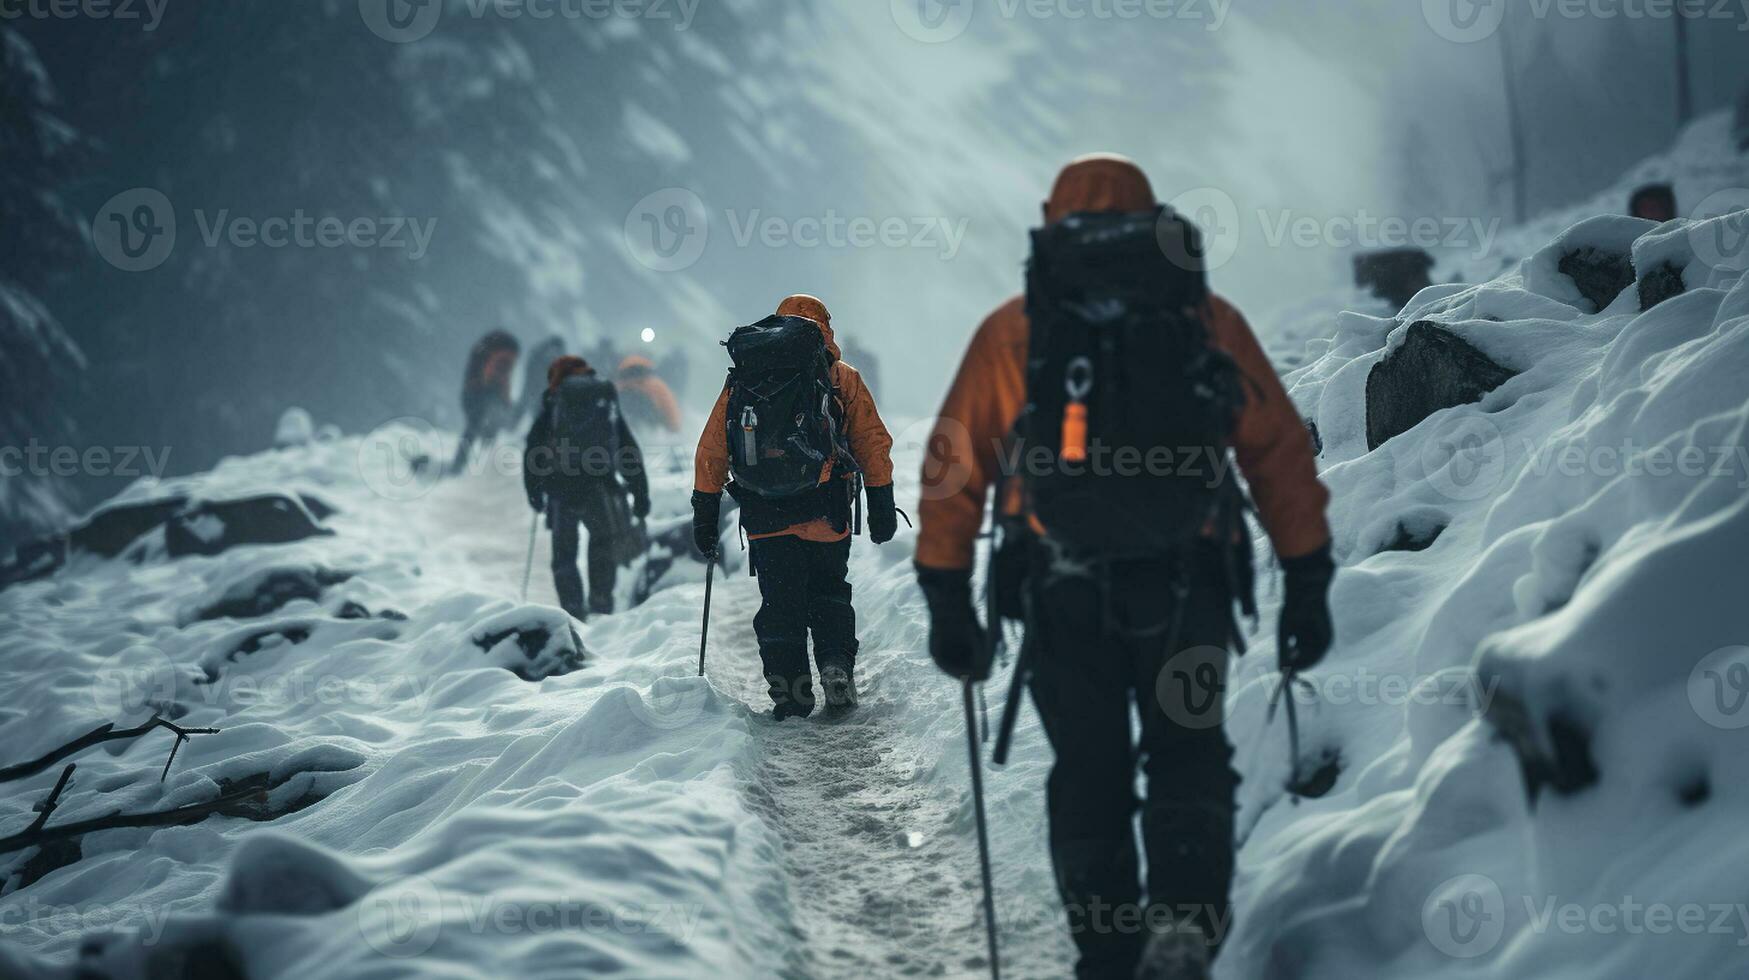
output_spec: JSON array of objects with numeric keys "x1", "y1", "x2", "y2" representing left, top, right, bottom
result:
[
  {"x1": 723, "y1": 315, "x2": 851, "y2": 499},
  {"x1": 547, "y1": 374, "x2": 623, "y2": 480},
  {"x1": 1020, "y1": 206, "x2": 1244, "y2": 558}
]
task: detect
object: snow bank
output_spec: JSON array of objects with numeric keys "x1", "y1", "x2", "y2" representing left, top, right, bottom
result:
[
  {"x1": 1222, "y1": 200, "x2": 1749, "y2": 977},
  {"x1": 0, "y1": 431, "x2": 795, "y2": 978}
]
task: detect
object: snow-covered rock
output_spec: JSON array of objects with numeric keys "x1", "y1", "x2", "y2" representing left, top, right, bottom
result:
[
  {"x1": 273, "y1": 409, "x2": 316, "y2": 449},
  {"x1": 1225, "y1": 203, "x2": 1749, "y2": 978}
]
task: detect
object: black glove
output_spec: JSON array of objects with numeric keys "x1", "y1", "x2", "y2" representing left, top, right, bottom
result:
[
  {"x1": 632, "y1": 491, "x2": 651, "y2": 520},
  {"x1": 692, "y1": 490, "x2": 722, "y2": 558},
  {"x1": 1279, "y1": 545, "x2": 1336, "y2": 674},
  {"x1": 916, "y1": 565, "x2": 990, "y2": 682},
  {"x1": 866, "y1": 483, "x2": 898, "y2": 545}
]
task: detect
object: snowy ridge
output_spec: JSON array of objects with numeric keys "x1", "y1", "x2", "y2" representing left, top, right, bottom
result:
[{"x1": 1222, "y1": 203, "x2": 1749, "y2": 975}]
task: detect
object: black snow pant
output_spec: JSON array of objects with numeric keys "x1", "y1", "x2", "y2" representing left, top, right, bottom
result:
[
  {"x1": 549, "y1": 487, "x2": 620, "y2": 620},
  {"x1": 748, "y1": 535, "x2": 857, "y2": 717},
  {"x1": 1025, "y1": 541, "x2": 1239, "y2": 979}
]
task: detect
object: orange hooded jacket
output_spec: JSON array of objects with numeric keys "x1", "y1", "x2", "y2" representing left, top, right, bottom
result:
[
  {"x1": 914, "y1": 155, "x2": 1331, "y2": 571},
  {"x1": 694, "y1": 295, "x2": 896, "y2": 543},
  {"x1": 616, "y1": 355, "x2": 684, "y2": 433}
]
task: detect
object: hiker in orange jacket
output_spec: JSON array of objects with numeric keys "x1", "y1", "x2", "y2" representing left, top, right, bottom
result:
[
  {"x1": 914, "y1": 155, "x2": 1335, "y2": 977},
  {"x1": 616, "y1": 354, "x2": 684, "y2": 435},
  {"x1": 692, "y1": 295, "x2": 897, "y2": 718},
  {"x1": 450, "y1": 329, "x2": 520, "y2": 475}
]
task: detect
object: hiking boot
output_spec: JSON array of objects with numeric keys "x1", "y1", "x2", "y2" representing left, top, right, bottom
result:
[
  {"x1": 1133, "y1": 921, "x2": 1211, "y2": 980},
  {"x1": 772, "y1": 701, "x2": 813, "y2": 721},
  {"x1": 820, "y1": 663, "x2": 858, "y2": 714}
]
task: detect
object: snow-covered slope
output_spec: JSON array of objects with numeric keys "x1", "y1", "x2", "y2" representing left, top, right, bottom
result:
[{"x1": 1222, "y1": 206, "x2": 1749, "y2": 976}]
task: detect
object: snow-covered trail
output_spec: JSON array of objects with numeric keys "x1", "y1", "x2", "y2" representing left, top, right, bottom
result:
[
  {"x1": 706, "y1": 565, "x2": 997, "y2": 979},
  {"x1": 410, "y1": 438, "x2": 1072, "y2": 978}
]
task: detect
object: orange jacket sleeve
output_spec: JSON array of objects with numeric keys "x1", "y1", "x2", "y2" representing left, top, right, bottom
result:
[
  {"x1": 915, "y1": 297, "x2": 1030, "y2": 571},
  {"x1": 693, "y1": 387, "x2": 731, "y2": 494},
  {"x1": 834, "y1": 362, "x2": 895, "y2": 487},
  {"x1": 1208, "y1": 295, "x2": 1331, "y2": 559}
]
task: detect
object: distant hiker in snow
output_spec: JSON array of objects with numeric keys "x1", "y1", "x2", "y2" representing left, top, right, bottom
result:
[
  {"x1": 450, "y1": 330, "x2": 521, "y2": 475},
  {"x1": 616, "y1": 354, "x2": 683, "y2": 435},
  {"x1": 524, "y1": 356, "x2": 651, "y2": 621},
  {"x1": 1629, "y1": 183, "x2": 1677, "y2": 223},
  {"x1": 516, "y1": 335, "x2": 567, "y2": 423},
  {"x1": 692, "y1": 295, "x2": 897, "y2": 719},
  {"x1": 914, "y1": 155, "x2": 1336, "y2": 979}
]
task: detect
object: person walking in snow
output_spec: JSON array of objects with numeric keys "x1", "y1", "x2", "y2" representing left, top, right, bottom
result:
[
  {"x1": 616, "y1": 354, "x2": 684, "y2": 436},
  {"x1": 914, "y1": 155, "x2": 1336, "y2": 979},
  {"x1": 450, "y1": 329, "x2": 521, "y2": 476},
  {"x1": 516, "y1": 335, "x2": 568, "y2": 424},
  {"x1": 524, "y1": 355, "x2": 651, "y2": 621},
  {"x1": 691, "y1": 295, "x2": 897, "y2": 719}
]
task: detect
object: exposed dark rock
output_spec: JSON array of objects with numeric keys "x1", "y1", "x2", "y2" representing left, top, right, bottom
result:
[
  {"x1": 1637, "y1": 261, "x2": 1686, "y2": 311},
  {"x1": 474, "y1": 621, "x2": 588, "y2": 681},
  {"x1": 297, "y1": 494, "x2": 338, "y2": 521},
  {"x1": 1304, "y1": 418, "x2": 1324, "y2": 457},
  {"x1": 1381, "y1": 519, "x2": 1446, "y2": 554},
  {"x1": 1290, "y1": 748, "x2": 1342, "y2": 800},
  {"x1": 1353, "y1": 248, "x2": 1434, "y2": 310},
  {"x1": 192, "y1": 568, "x2": 352, "y2": 623},
  {"x1": 139, "y1": 937, "x2": 249, "y2": 980},
  {"x1": 73, "y1": 497, "x2": 189, "y2": 556},
  {"x1": 1678, "y1": 775, "x2": 1710, "y2": 808},
  {"x1": 165, "y1": 495, "x2": 333, "y2": 558},
  {"x1": 1365, "y1": 322, "x2": 1517, "y2": 450},
  {"x1": 1557, "y1": 246, "x2": 1635, "y2": 313},
  {"x1": 336, "y1": 601, "x2": 373, "y2": 620},
  {"x1": 4, "y1": 494, "x2": 338, "y2": 591},
  {"x1": 1484, "y1": 687, "x2": 1600, "y2": 800}
]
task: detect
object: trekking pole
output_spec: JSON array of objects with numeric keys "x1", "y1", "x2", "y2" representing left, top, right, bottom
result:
[
  {"x1": 698, "y1": 554, "x2": 716, "y2": 678},
  {"x1": 990, "y1": 642, "x2": 1031, "y2": 768},
  {"x1": 518, "y1": 511, "x2": 539, "y2": 602},
  {"x1": 962, "y1": 678, "x2": 1002, "y2": 980}
]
